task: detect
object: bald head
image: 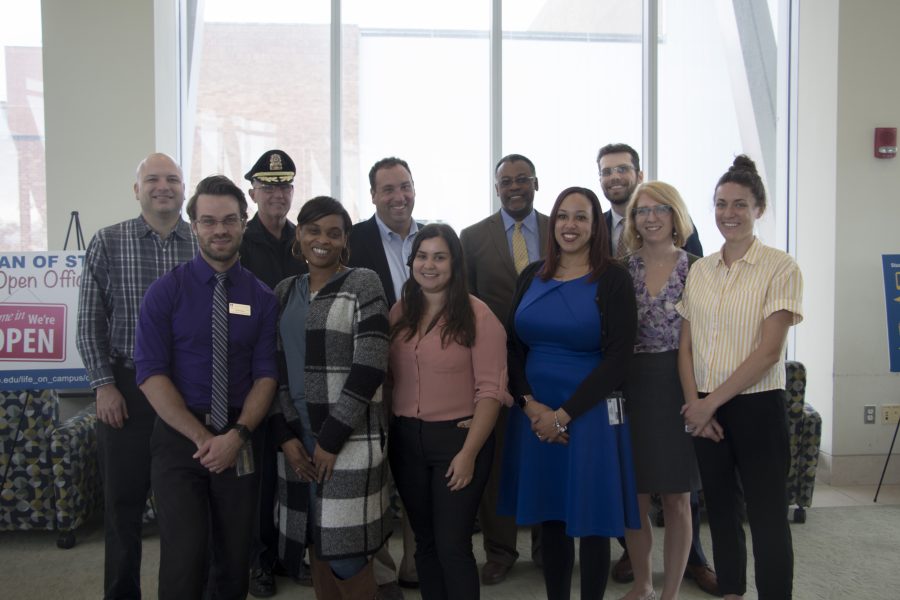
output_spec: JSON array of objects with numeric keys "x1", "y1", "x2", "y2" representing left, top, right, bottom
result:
[{"x1": 133, "y1": 153, "x2": 186, "y2": 219}]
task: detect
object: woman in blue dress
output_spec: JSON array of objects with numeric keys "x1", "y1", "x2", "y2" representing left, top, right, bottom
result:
[{"x1": 499, "y1": 186, "x2": 640, "y2": 600}]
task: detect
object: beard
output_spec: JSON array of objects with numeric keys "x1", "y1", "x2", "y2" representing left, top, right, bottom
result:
[{"x1": 199, "y1": 235, "x2": 240, "y2": 264}]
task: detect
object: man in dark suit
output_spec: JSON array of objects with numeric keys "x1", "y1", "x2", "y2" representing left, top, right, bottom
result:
[
  {"x1": 347, "y1": 156, "x2": 420, "y2": 600},
  {"x1": 597, "y1": 143, "x2": 703, "y2": 258},
  {"x1": 348, "y1": 156, "x2": 419, "y2": 307},
  {"x1": 460, "y1": 154, "x2": 549, "y2": 585},
  {"x1": 597, "y1": 144, "x2": 718, "y2": 595}
]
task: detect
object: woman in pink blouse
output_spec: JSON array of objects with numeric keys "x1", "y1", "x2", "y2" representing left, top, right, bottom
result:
[{"x1": 389, "y1": 223, "x2": 512, "y2": 600}]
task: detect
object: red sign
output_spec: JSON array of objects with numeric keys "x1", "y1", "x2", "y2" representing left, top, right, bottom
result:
[{"x1": 0, "y1": 303, "x2": 67, "y2": 361}]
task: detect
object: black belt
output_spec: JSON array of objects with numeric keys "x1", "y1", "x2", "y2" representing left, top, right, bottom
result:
[{"x1": 188, "y1": 406, "x2": 242, "y2": 432}]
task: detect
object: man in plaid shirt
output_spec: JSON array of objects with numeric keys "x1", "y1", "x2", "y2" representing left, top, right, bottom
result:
[{"x1": 76, "y1": 153, "x2": 197, "y2": 600}]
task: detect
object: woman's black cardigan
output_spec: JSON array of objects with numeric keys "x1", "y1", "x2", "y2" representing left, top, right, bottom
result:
[{"x1": 506, "y1": 259, "x2": 637, "y2": 422}]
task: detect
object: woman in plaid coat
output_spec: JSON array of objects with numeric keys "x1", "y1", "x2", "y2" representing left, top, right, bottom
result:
[{"x1": 269, "y1": 196, "x2": 391, "y2": 599}]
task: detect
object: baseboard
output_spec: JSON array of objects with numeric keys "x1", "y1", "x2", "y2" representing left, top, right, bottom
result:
[{"x1": 818, "y1": 451, "x2": 900, "y2": 486}]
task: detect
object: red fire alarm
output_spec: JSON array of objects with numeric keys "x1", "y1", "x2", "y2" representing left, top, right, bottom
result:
[{"x1": 874, "y1": 127, "x2": 897, "y2": 158}]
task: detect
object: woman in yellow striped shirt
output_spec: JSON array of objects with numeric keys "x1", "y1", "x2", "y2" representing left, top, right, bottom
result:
[{"x1": 676, "y1": 155, "x2": 803, "y2": 600}]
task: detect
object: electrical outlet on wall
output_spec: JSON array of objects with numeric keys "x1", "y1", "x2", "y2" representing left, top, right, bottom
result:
[{"x1": 864, "y1": 405, "x2": 876, "y2": 424}]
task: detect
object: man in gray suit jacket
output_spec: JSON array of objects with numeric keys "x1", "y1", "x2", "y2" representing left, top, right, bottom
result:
[{"x1": 460, "y1": 154, "x2": 549, "y2": 585}]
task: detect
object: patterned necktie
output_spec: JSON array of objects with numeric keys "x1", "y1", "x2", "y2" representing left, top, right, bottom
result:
[
  {"x1": 210, "y1": 272, "x2": 229, "y2": 432},
  {"x1": 615, "y1": 220, "x2": 628, "y2": 258},
  {"x1": 512, "y1": 222, "x2": 529, "y2": 274}
]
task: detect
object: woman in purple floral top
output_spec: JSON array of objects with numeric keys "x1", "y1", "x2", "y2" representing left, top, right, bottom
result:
[{"x1": 618, "y1": 181, "x2": 701, "y2": 600}]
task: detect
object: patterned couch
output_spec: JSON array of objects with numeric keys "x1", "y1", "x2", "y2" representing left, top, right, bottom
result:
[
  {"x1": 0, "y1": 390, "x2": 102, "y2": 547},
  {"x1": 784, "y1": 360, "x2": 821, "y2": 523}
]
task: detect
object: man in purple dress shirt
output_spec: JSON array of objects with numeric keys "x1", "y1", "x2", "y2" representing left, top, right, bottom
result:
[{"x1": 134, "y1": 175, "x2": 278, "y2": 599}]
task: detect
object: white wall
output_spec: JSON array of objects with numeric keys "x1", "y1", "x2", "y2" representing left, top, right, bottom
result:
[
  {"x1": 795, "y1": 0, "x2": 838, "y2": 458},
  {"x1": 42, "y1": 0, "x2": 158, "y2": 245},
  {"x1": 796, "y1": 0, "x2": 900, "y2": 485}
]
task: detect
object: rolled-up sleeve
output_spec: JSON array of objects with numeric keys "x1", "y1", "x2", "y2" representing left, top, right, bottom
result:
[
  {"x1": 471, "y1": 300, "x2": 513, "y2": 407},
  {"x1": 763, "y1": 259, "x2": 804, "y2": 325}
]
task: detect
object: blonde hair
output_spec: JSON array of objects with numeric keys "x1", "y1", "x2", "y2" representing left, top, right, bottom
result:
[{"x1": 623, "y1": 181, "x2": 694, "y2": 252}]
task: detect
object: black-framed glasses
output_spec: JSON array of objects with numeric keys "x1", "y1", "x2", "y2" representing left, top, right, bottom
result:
[
  {"x1": 196, "y1": 215, "x2": 245, "y2": 229},
  {"x1": 632, "y1": 205, "x2": 673, "y2": 218},
  {"x1": 497, "y1": 176, "x2": 536, "y2": 189},
  {"x1": 599, "y1": 165, "x2": 635, "y2": 178}
]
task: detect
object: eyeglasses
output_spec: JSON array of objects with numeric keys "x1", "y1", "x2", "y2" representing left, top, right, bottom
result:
[
  {"x1": 497, "y1": 176, "x2": 536, "y2": 189},
  {"x1": 599, "y1": 165, "x2": 635, "y2": 178},
  {"x1": 196, "y1": 215, "x2": 245, "y2": 229},
  {"x1": 632, "y1": 205, "x2": 673, "y2": 218}
]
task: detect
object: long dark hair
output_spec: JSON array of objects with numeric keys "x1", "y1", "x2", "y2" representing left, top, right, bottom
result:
[
  {"x1": 391, "y1": 223, "x2": 476, "y2": 348},
  {"x1": 540, "y1": 186, "x2": 610, "y2": 282}
]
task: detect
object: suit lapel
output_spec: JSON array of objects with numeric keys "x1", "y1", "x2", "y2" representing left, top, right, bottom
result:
[
  {"x1": 488, "y1": 213, "x2": 517, "y2": 275},
  {"x1": 363, "y1": 216, "x2": 396, "y2": 306}
]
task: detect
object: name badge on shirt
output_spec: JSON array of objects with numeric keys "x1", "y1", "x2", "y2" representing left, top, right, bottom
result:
[
  {"x1": 229, "y1": 303, "x2": 251, "y2": 316},
  {"x1": 607, "y1": 391, "x2": 625, "y2": 426}
]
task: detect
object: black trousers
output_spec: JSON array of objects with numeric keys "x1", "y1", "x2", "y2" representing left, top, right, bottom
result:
[
  {"x1": 98, "y1": 362, "x2": 155, "y2": 600},
  {"x1": 693, "y1": 390, "x2": 793, "y2": 599},
  {"x1": 250, "y1": 416, "x2": 280, "y2": 571},
  {"x1": 541, "y1": 520, "x2": 610, "y2": 600},
  {"x1": 151, "y1": 419, "x2": 259, "y2": 600},
  {"x1": 389, "y1": 416, "x2": 494, "y2": 600}
]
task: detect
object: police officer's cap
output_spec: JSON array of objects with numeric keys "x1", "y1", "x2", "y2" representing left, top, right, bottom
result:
[{"x1": 244, "y1": 149, "x2": 295, "y2": 184}]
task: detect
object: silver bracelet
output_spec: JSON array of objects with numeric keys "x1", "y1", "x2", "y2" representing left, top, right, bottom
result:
[{"x1": 553, "y1": 411, "x2": 568, "y2": 434}]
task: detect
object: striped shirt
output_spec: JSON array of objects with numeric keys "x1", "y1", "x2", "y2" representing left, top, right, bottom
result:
[
  {"x1": 676, "y1": 237, "x2": 803, "y2": 394},
  {"x1": 76, "y1": 215, "x2": 197, "y2": 388}
]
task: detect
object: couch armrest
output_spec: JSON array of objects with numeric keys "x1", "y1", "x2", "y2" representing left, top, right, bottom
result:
[{"x1": 49, "y1": 403, "x2": 102, "y2": 532}]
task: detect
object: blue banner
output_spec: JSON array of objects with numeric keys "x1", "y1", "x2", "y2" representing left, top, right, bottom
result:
[{"x1": 883, "y1": 254, "x2": 900, "y2": 372}]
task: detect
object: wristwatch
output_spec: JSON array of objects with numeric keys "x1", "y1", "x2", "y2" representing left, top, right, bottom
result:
[
  {"x1": 515, "y1": 395, "x2": 530, "y2": 409},
  {"x1": 230, "y1": 424, "x2": 251, "y2": 442}
]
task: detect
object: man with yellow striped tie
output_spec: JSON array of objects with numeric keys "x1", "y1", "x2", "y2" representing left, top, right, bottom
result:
[{"x1": 460, "y1": 153, "x2": 549, "y2": 585}]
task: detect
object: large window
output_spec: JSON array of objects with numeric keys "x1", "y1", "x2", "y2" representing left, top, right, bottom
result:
[
  {"x1": 501, "y1": 1, "x2": 642, "y2": 216},
  {"x1": 345, "y1": 1, "x2": 489, "y2": 231},
  {"x1": 0, "y1": 1, "x2": 786, "y2": 253},
  {"x1": 657, "y1": 0, "x2": 780, "y2": 250},
  {"x1": 182, "y1": 0, "x2": 781, "y2": 245},
  {"x1": 188, "y1": 1, "x2": 332, "y2": 217},
  {"x1": 0, "y1": 0, "x2": 44, "y2": 251}
]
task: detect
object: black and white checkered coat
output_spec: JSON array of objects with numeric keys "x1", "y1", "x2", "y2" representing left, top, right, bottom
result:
[{"x1": 270, "y1": 267, "x2": 391, "y2": 563}]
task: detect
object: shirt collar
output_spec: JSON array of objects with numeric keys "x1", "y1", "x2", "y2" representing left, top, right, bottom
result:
[
  {"x1": 192, "y1": 253, "x2": 244, "y2": 284},
  {"x1": 374, "y1": 213, "x2": 418, "y2": 241},
  {"x1": 716, "y1": 236, "x2": 762, "y2": 266},
  {"x1": 136, "y1": 214, "x2": 194, "y2": 240},
  {"x1": 500, "y1": 208, "x2": 537, "y2": 233},
  {"x1": 610, "y1": 209, "x2": 626, "y2": 229}
]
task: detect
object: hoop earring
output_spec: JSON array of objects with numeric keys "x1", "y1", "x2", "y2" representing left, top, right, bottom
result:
[
  {"x1": 291, "y1": 240, "x2": 305, "y2": 261},
  {"x1": 340, "y1": 246, "x2": 351, "y2": 267}
]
